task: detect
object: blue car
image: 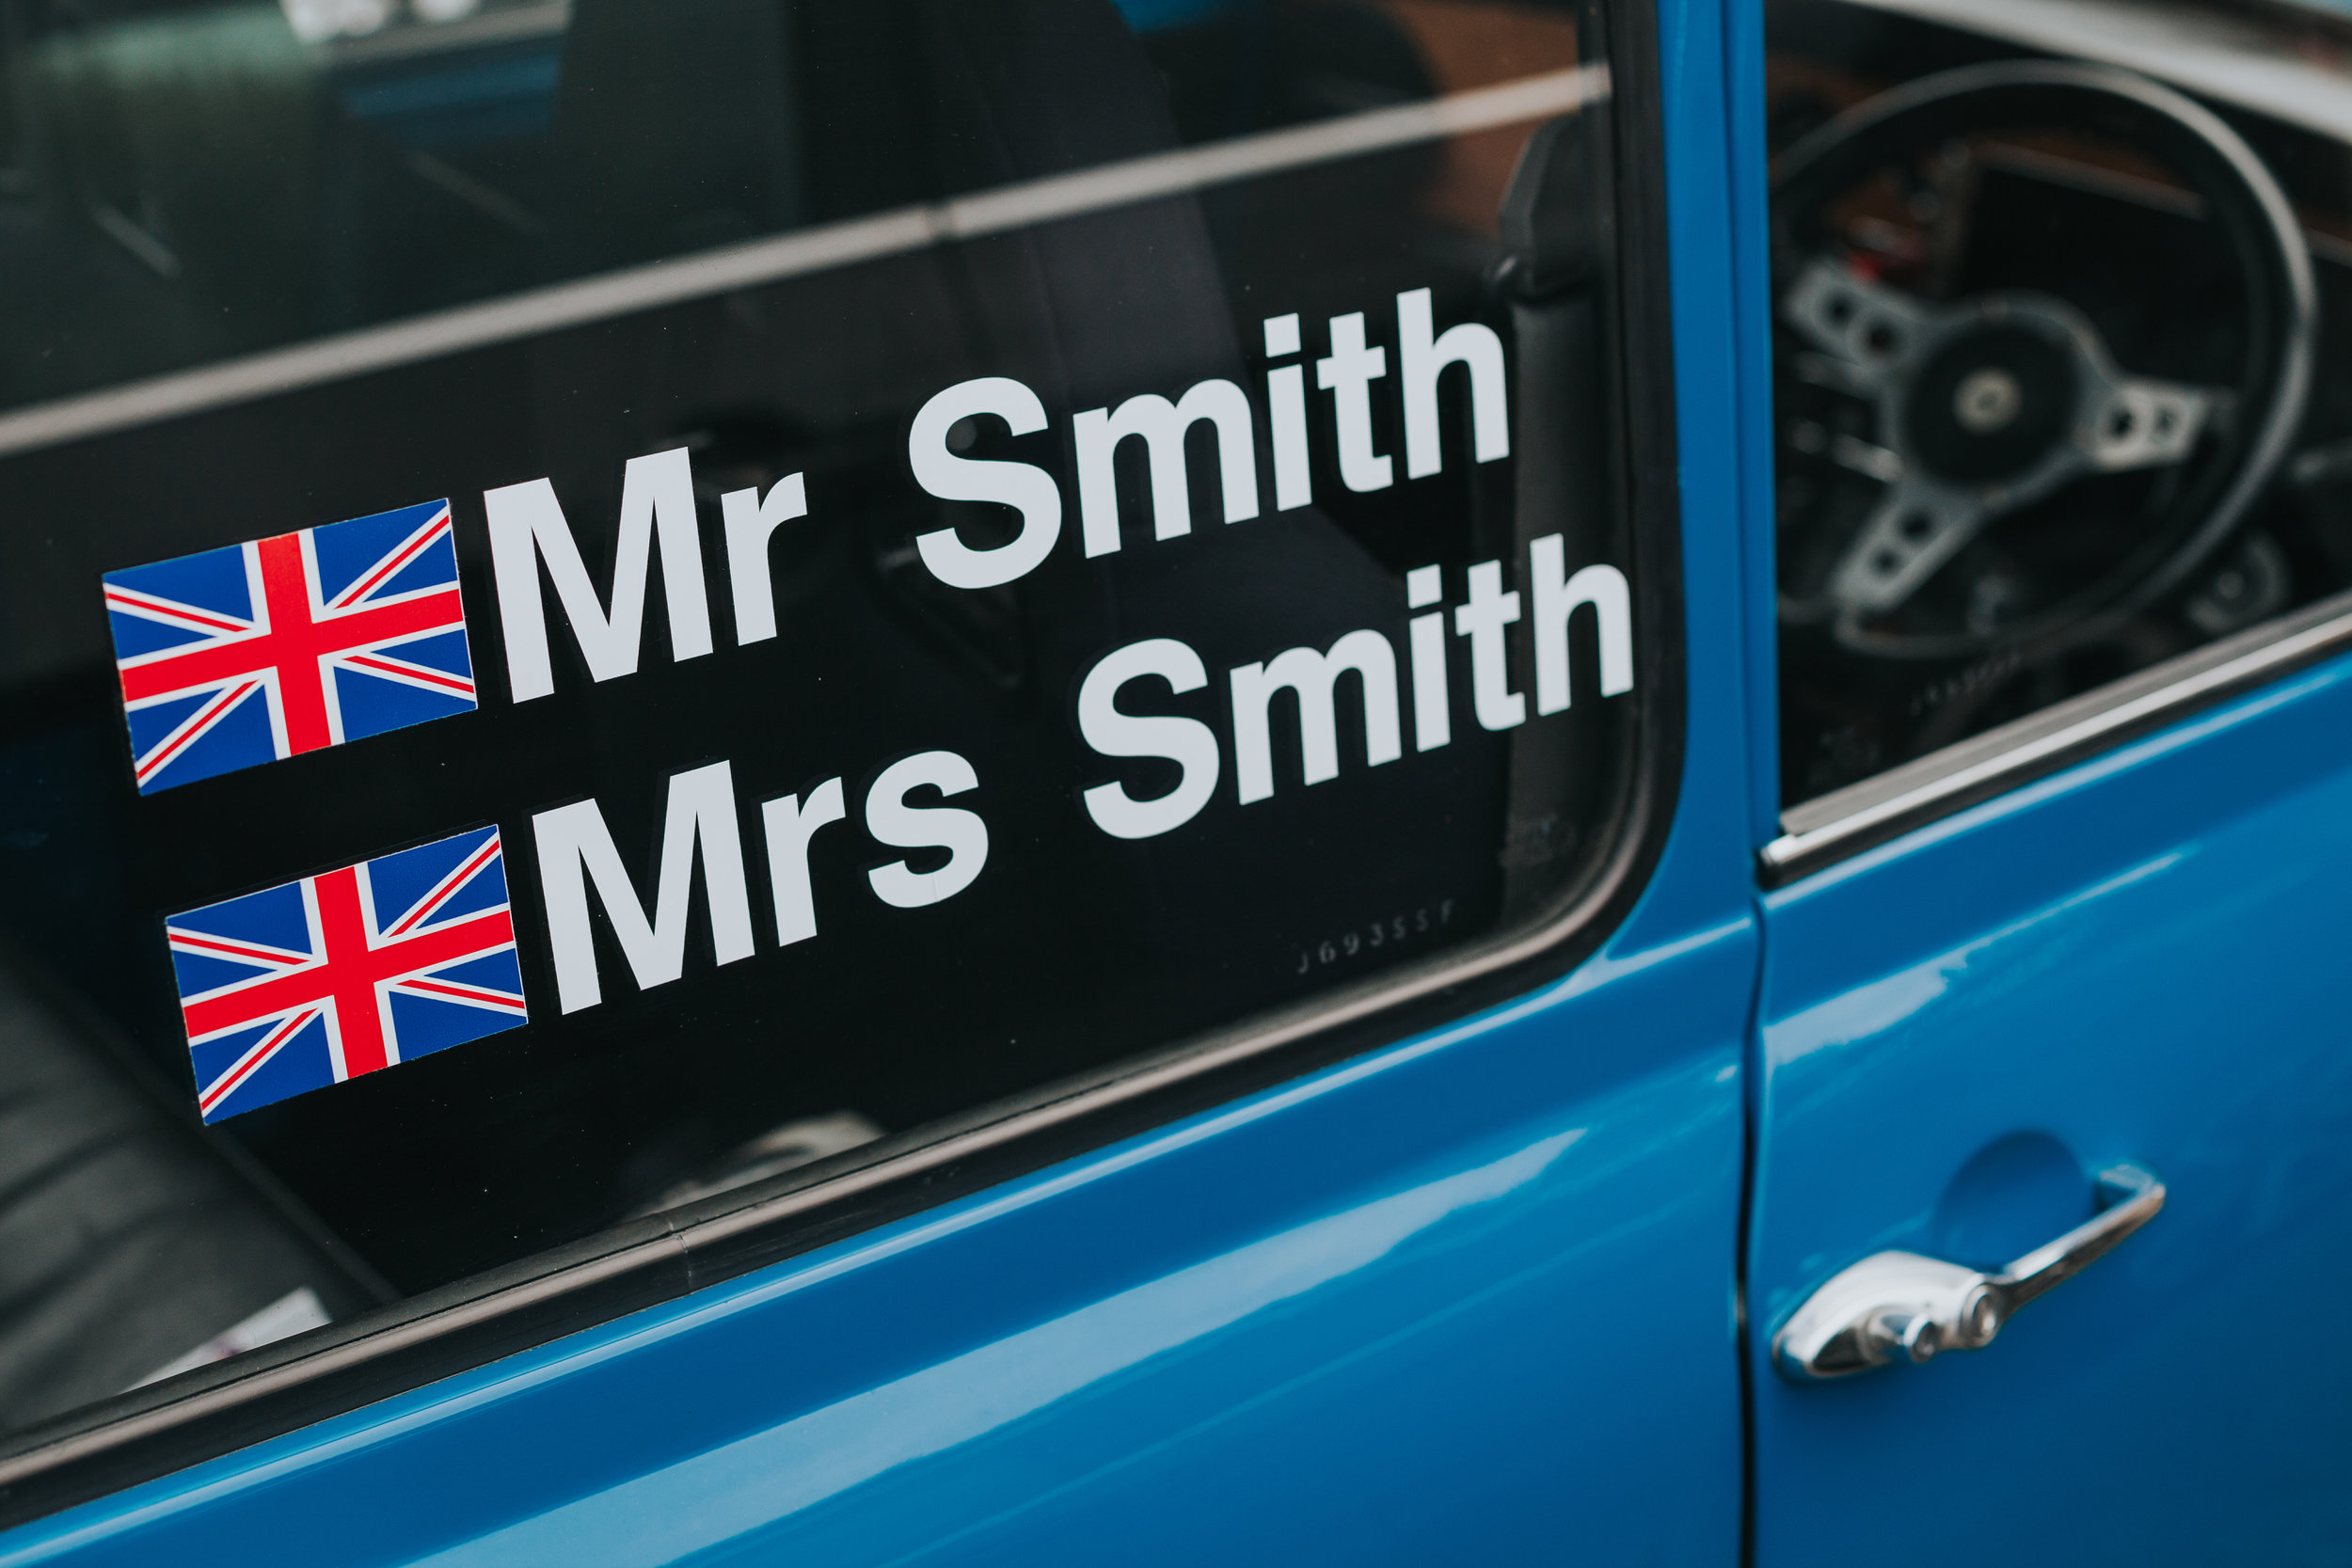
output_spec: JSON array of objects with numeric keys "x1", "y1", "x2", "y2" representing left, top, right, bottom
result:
[{"x1": 1, "y1": 0, "x2": 2348, "y2": 1559}]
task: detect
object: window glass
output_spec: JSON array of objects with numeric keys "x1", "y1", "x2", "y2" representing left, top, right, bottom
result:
[
  {"x1": 1769, "y1": 0, "x2": 2352, "y2": 804},
  {"x1": 0, "y1": 0, "x2": 1645, "y2": 1434}
]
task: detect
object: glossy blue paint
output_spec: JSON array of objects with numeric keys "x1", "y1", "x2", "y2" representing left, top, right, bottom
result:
[
  {"x1": 1750, "y1": 653, "x2": 2352, "y2": 1564},
  {"x1": 5, "y1": 923, "x2": 1756, "y2": 1565},
  {"x1": 0, "y1": 0, "x2": 1768, "y2": 1556},
  {"x1": 1622, "y1": 0, "x2": 1758, "y2": 946},
  {"x1": 1719, "y1": 0, "x2": 1781, "y2": 849},
  {"x1": 9, "y1": 933, "x2": 1748, "y2": 1567}
]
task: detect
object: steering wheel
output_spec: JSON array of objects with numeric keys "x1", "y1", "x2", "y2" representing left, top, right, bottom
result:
[{"x1": 1772, "y1": 60, "x2": 2316, "y2": 660}]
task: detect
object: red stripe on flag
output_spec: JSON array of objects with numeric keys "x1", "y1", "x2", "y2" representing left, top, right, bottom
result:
[
  {"x1": 342, "y1": 651, "x2": 475, "y2": 697},
  {"x1": 396, "y1": 974, "x2": 528, "y2": 1011},
  {"x1": 167, "y1": 928, "x2": 310, "y2": 968},
  {"x1": 117, "y1": 531, "x2": 461, "y2": 759},
  {"x1": 183, "y1": 893, "x2": 512, "y2": 1045},
  {"x1": 105, "y1": 587, "x2": 249, "y2": 635}
]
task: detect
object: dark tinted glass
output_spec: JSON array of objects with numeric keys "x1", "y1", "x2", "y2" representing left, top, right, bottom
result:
[
  {"x1": 0, "y1": 0, "x2": 1644, "y2": 1433},
  {"x1": 1769, "y1": 0, "x2": 2352, "y2": 804}
]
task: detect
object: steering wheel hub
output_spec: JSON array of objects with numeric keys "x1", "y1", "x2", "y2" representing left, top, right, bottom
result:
[
  {"x1": 1781, "y1": 257, "x2": 2227, "y2": 623},
  {"x1": 1908, "y1": 325, "x2": 2075, "y2": 482},
  {"x1": 1952, "y1": 367, "x2": 2022, "y2": 434}
]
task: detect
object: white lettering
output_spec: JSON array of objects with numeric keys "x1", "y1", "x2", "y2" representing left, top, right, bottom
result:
[
  {"x1": 1406, "y1": 564, "x2": 1450, "y2": 752},
  {"x1": 865, "y1": 752, "x2": 989, "y2": 909},
  {"x1": 1530, "y1": 536, "x2": 1633, "y2": 715},
  {"x1": 760, "y1": 776, "x2": 846, "y2": 946},
  {"x1": 1264, "y1": 314, "x2": 1312, "y2": 512},
  {"x1": 1454, "y1": 560, "x2": 1525, "y2": 731},
  {"x1": 908, "y1": 378, "x2": 1063, "y2": 590},
  {"x1": 1316, "y1": 312, "x2": 1393, "y2": 494},
  {"x1": 1230, "y1": 629, "x2": 1401, "y2": 804},
  {"x1": 1073, "y1": 379, "x2": 1259, "y2": 557},
  {"x1": 488, "y1": 447, "x2": 714, "y2": 703},
  {"x1": 532, "y1": 760, "x2": 755, "y2": 1014},
  {"x1": 721, "y1": 473, "x2": 808, "y2": 645},
  {"x1": 1077, "y1": 638, "x2": 1221, "y2": 839},
  {"x1": 1398, "y1": 287, "x2": 1509, "y2": 479}
]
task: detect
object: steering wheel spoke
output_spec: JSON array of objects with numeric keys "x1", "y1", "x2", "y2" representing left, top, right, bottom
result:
[
  {"x1": 1782, "y1": 258, "x2": 1949, "y2": 398},
  {"x1": 2080, "y1": 374, "x2": 2225, "y2": 472},
  {"x1": 1826, "y1": 477, "x2": 1991, "y2": 616}
]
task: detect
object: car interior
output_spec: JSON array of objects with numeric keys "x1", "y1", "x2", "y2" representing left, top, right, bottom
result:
[{"x1": 1767, "y1": 0, "x2": 2352, "y2": 803}]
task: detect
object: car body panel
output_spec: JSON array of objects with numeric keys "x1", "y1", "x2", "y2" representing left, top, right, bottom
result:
[
  {"x1": 1751, "y1": 648, "x2": 2352, "y2": 1564},
  {"x1": 0, "y1": 928, "x2": 1752, "y2": 1568}
]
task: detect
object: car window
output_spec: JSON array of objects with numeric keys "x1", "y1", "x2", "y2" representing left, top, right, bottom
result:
[
  {"x1": 1766, "y1": 0, "x2": 2352, "y2": 842},
  {"x1": 0, "y1": 0, "x2": 1661, "y2": 1453}
]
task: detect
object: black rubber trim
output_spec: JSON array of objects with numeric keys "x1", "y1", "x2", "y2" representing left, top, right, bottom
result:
[
  {"x1": 0, "y1": 0, "x2": 1687, "y2": 1528},
  {"x1": 1760, "y1": 585, "x2": 2352, "y2": 887}
]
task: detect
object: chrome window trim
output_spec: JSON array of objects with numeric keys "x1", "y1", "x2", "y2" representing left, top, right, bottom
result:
[{"x1": 1760, "y1": 586, "x2": 2352, "y2": 887}]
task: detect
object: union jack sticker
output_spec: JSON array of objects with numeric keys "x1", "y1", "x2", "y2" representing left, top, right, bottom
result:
[
  {"x1": 102, "y1": 500, "x2": 476, "y2": 794},
  {"x1": 167, "y1": 828, "x2": 526, "y2": 1121}
]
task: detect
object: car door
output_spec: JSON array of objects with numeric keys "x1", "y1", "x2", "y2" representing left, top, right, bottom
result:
[
  {"x1": 1749, "y1": 1, "x2": 2352, "y2": 1559},
  {"x1": 0, "y1": 0, "x2": 1761, "y2": 1560}
]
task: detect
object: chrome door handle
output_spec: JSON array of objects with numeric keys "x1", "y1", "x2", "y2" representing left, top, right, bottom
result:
[{"x1": 1772, "y1": 1164, "x2": 2166, "y2": 1382}]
